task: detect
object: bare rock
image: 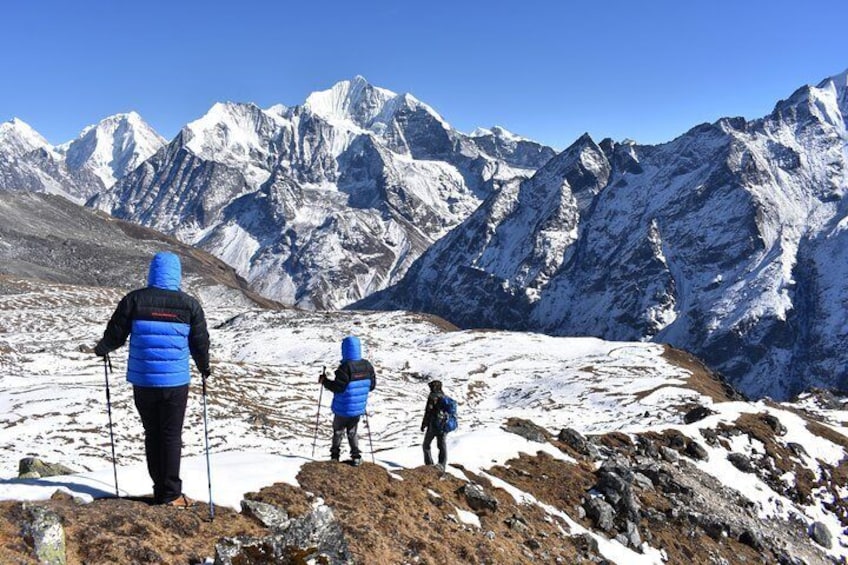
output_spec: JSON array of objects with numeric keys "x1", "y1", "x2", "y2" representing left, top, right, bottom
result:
[
  {"x1": 683, "y1": 405, "x2": 714, "y2": 424},
  {"x1": 22, "y1": 504, "x2": 66, "y2": 565},
  {"x1": 584, "y1": 497, "x2": 615, "y2": 532},
  {"x1": 460, "y1": 483, "x2": 498, "y2": 513},
  {"x1": 761, "y1": 414, "x2": 787, "y2": 436},
  {"x1": 727, "y1": 453, "x2": 755, "y2": 473},
  {"x1": 660, "y1": 446, "x2": 679, "y2": 463},
  {"x1": 684, "y1": 441, "x2": 709, "y2": 461},
  {"x1": 18, "y1": 458, "x2": 75, "y2": 479},
  {"x1": 809, "y1": 521, "x2": 832, "y2": 549},
  {"x1": 503, "y1": 418, "x2": 548, "y2": 443},
  {"x1": 240, "y1": 499, "x2": 291, "y2": 532},
  {"x1": 215, "y1": 504, "x2": 352, "y2": 565}
]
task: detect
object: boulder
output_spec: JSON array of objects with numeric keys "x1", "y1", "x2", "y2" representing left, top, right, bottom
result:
[
  {"x1": 503, "y1": 418, "x2": 547, "y2": 443},
  {"x1": 215, "y1": 504, "x2": 352, "y2": 565},
  {"x1": 22, "y1": 504, "x2": 66, "y2": 565},
  {"x1": 684, "y1": 441, "x2": 709, "y2": 461},
  {"x1": 683, "y1": 405, "x2": 714, "y2": 424},
  {"x1": 727, "y1": 453, "x2": 755, "y2": 474},
  {"x1": 505, "y1": 513, "x2": 529, "y2": 534},
  {"x1": 787, "y1": 442, "x2": 808, "y2": 458},
  {"x1": 660, "y1": 446, "x2": 679, "y2": 464},
  {"x1": 761, "y1": 414, "x2": 787, "y2": 436},
  {"x1": 240, "y1": 500, "x2": 291, "y2": 532},
  {"x1": 558, "y1": 428, "x2": 601, "y2": 459},
  {"x1": 809, "y1": 521, "x2": 832, "y2": 549},
  {"x1": 18, "y1": 458, "x2": 75, "y2": 479},
  {"x1": 584, "y1": 497, "x2": 615, "y2": 532},
  {"x1": 622, "y1": 520, "x2": 642, "y2": 548},
  {"x1": 460, "y1": 483, "x2": 498, "y2": 513}
]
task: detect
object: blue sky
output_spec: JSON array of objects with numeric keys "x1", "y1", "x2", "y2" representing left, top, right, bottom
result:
[{"x1": 1, "y1": 0, "x2": 845, "y2": 148}]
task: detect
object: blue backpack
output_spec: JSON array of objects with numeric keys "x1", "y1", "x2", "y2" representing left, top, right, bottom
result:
[{"x1": 435, "y1": 396, "x2": 458, "y2": 434}]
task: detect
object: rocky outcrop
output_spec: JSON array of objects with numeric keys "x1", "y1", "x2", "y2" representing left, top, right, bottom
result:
[
  {"x1": 21, "y1": 504, "x2": 66, "y2": 565},
  {"x1": 217, "y1": 503, "x2": 352, "y2": 565}
]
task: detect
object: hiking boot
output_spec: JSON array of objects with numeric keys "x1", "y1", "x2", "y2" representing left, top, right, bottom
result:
[
  {"x1": 166, "y1": 494, "x2": 196, "y2": 508},
  {"x1": 351, "y1": 457, "x2": 363, "y2": 467},
  {"x1": 331, "y1": 456, "x2": 340, "y2": 463}
]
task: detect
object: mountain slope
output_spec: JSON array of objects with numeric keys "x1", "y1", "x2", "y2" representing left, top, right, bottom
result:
[
  {"x1": 92, "y1": 77, "x2": 556, "y2": 309},
  {"x1": 359, "y1": 69, "x2": 848, "y2": 399}
]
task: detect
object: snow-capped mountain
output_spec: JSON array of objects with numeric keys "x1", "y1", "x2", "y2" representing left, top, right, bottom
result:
[
  {"x1": 0, "y1": 118, "x2": 104, "y2": 202},
  {"x1": 0, "y1": 118, "x2": 52, "y2": 157},
  {"x1": 0, "y1": 112, "x2": 164, "y2": 201},
  {"x1": 92, "y1": 76, "x2": 556, "y2": 308},
  {"x1": 59, "y1": 111, "x2": 165, "y2": 188},
  {"x1": 360, "y1": 69, "x2": 848, "y2": 400}
]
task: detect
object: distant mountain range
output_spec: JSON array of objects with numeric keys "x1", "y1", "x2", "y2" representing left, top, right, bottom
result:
[
  {"x1": 88, "y1": 77, "x2": 555, "y2": 308},
  {"x1": 360, "y1": 70, "x2": 848, "y2": 399},
  {"x1": 1, "y1": 71, "x2": 847, "y2": 398},
  {"x1": 0, "y1": 112, "x2": 163, "y2": 201}
]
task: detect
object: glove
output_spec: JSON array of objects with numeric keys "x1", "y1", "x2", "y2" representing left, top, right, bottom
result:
[
  {"x1": 318, "y1": 373, "x2": 325, "y2": 384},
  {"x1": 421, "y1": 424, "x2": 426, "y2": 432},
  {"x1": 79, "y1": 344, "x2": 101, "y2": 355},
  {"x1": 201, "y1": 369, "x2": 211, "y2": 381}
]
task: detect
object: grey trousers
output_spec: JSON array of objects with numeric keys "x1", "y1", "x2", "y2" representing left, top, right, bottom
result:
[
  {"x1": 423, "y1": 426, "x2": 447, "y2": 466},
  {"x1": 331, "y1": 414, "x2": 361, "y2": 460}
]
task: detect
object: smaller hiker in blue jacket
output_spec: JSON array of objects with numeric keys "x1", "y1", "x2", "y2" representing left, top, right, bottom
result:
[
  {"x1": 319, "y1": 336, "x2": 376, "y2": 466},
  {"x1": 93, "y1": 251, "x2": 210, "y2": 506}
]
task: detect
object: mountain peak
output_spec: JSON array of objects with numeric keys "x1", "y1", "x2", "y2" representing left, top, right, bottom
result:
[
  {"x1": 0, "y1": 117, "x2": 52, "y2": 157},
  {"x1": 304, "y1": 77, "x2": 397, "y2": 126},
  {"x1": 470, "y1": 126, "x2": 530, "y2": 143},
  {"x1": 61, "y1": 111, "x2": 165, "y2": 188}
]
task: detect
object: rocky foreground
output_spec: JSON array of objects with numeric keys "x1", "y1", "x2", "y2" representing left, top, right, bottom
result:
[{"x1": 2, "y1": 395, "x2": 846, "y2": 564}]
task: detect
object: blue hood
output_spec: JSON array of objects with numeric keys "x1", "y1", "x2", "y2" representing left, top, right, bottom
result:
[
  {"x1": 148, "y1": 252, "x2": 182, "y2": 291},
  {"x1": 341, "y1": 336, "x2": 362, "y2": 362}
]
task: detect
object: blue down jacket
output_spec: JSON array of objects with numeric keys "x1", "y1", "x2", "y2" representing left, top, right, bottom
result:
[
  {"x1": 94, "y1": 252, "x2": 210, "y2": 387},
  {"x1": 323, "y1": 347, "x2": 376, "y2": 418}
]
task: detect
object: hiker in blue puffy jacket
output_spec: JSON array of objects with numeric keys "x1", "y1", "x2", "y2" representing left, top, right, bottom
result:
[
  {"x1": 93, "y1": 251, "x2": 210, "y2": 506},
  {"x1": 319, "y1": 336, "x2": 376, "y2": 466}
]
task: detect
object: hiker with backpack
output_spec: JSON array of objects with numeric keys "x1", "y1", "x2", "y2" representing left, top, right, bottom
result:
[
  {"x1": 421, "y1": 380, "x2": 456, "y2": 470},
  {"x1": 319, "y1": 335, "x2": 376, "y2": 466},
  {"x1": 92, "y1": 251, "x2": 210, "y2": 507}
]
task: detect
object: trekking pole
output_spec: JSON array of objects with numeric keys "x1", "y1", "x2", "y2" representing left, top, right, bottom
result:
[
  {"x1": 311, "y1": 366, "x2": 326, "y2": 459},
  {"x1": 364, "y1": 410, "x2": 375, "y2": 464},
  {"x1": 201, "y1": 373, "x2": 214, "y2": 520},
  {"x1": 103, "y1": 354, "x2": 119, "y2": 498}
]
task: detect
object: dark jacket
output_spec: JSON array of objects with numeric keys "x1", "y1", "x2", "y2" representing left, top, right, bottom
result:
[
  {"x1": 95, "y1": 252, "x2": 210, "y2": 387},
  {"x1": 422, "y1": 380, "x2": 445, "y2": 431},
  {"x1": 422, "y1": 390, "x2": 445, "y2": 431},
  {"x1": 322, "y1": 359, "x2": 376, "y2": 417}
]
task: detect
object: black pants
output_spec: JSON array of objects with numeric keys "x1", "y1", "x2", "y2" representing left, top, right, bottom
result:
[
  {"x1": 133, "y1": 384, "x2": 189, "y2": 504},
  {"x1": 331, "y1": 415, "x2": 361, "y2": 460},
  {"x1": 423, "y1": 426, "x2": 447, "y2": 466}
]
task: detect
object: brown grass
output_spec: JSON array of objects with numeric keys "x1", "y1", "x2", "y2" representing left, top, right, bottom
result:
[
  {"x1": 661, "y1": 345, "x2": 736, "y2": 402},
  {"x1": 295, "y1": 461, "x2": 583, "y2": 564},
  {"x1": 0, "y1": 493, "x2": 267, "y2": 565}
]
